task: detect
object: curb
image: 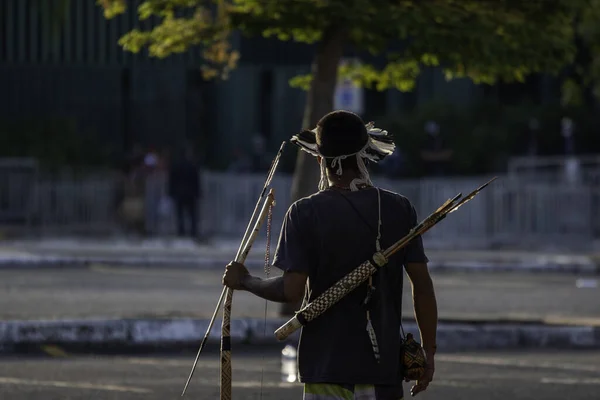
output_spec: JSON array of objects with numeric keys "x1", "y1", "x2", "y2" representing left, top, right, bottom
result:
[
  {"x1": 1, "y1": 318, "x2": 599, "y2": 354},
  {"x1": 428, "y1": 260, "x2": 599, "y2": 274},
  {"x1": 0, "y1": 254, "x2": 598, "y2": 274},
  {"x1": 0, "y1": 254, "x2": 269, "y2": 269}
]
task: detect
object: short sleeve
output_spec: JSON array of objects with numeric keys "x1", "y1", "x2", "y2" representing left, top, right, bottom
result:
[
  {"x1": 404, "y1": 202, "x2": 429, "y2": 264},
  {"x1": 271, "y1": 201, "x2": 314, "y2": 275}
]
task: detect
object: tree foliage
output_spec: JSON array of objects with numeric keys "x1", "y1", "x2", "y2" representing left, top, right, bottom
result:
[
  {"x1": 99, "y1": 0, "x2": 239, "y2": 79},
  {"x1": 562, "y1": 0, "x2": 600, "y2": 105},
  {"x1": 99, "y1": 0, "x2": 581, "y2": 91}
]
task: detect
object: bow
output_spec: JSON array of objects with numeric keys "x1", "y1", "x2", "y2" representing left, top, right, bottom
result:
[
  {"x1": 182, "y1": 142, "x2": 286, "y2": 398},
  {"x1": 274, "y1": 177, "x2": 497, "y2": 341}
]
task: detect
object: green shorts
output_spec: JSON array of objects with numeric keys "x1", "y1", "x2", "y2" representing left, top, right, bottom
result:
[{"x1": 303, "y1": 383, "x2": 403, "y2": 400}]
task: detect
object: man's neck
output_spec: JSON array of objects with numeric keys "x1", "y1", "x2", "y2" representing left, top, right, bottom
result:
[{"x1": 327, "y1": 171, "x2": 363, "y2": 189}]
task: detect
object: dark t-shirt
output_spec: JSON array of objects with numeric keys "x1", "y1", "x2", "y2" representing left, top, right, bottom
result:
[{"x1": 272, "y1": 186, "x2": 428, "y2": 386}]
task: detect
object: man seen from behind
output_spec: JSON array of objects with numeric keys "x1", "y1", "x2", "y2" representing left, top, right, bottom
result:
[{"x1": 223, "y1": 110, "x2": 438, "y2": 400}]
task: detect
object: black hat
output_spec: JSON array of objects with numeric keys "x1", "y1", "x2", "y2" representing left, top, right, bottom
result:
[{"x1": 291, "y1": 110, "x2": 395, "y2": 162}]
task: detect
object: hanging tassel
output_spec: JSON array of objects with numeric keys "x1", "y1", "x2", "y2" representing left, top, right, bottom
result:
[
  {"x1": 260, "y1": 201, "x2": 275, "y2": 400},
  {"x1": 366, "y1": 317, "x2": 380, "y2": 363},
  {"x1": 318, "y1": 161, "x2": 329, "y2": 191},
  {"x1": 264, "y1": 202, "x2": 274, "y2": 277}
]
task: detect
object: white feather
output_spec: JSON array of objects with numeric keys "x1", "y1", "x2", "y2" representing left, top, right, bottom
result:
[{"x1": 367, "y1": 128, "x2": 389, "y2": 136}]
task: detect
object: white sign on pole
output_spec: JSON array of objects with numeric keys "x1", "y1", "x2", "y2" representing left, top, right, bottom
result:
[{"x1": 334, "y1": 58, "x2": 364, "y2": 115}]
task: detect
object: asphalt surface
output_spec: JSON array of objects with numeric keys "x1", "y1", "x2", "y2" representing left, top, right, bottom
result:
[
  {"x1": 2, "y1": 238, "x2": 599, "y2": 268},
  {"x1": 0, "y1": 348, "x2": 599, "y2": 399},
  {"x1": 1, "y1": 266, "x2": 599, "y2": 324}
]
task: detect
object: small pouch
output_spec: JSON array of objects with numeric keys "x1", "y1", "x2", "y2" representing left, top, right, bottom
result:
[{"x1": 399, "y1": 332, "x2": 427, "y2": 381}]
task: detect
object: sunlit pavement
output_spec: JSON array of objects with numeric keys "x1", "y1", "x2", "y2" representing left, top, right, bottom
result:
[
  {"x1": 1, "y1": 267, "x2": 598, "y2": 323},
  {"x1": 0, "y1": 347, "x2": 599, "y2": 399}
]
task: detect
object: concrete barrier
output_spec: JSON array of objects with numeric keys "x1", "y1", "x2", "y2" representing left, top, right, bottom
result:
[{"x1": 0, "y1": 318, "x2": 598, "y2": 353}]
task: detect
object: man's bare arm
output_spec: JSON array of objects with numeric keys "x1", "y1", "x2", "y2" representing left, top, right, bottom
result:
[
  {"x1": 240, "y1": 271, "x2": 307, "y2": 304},
  {"x1": 404, "y1": 262, "x2": 438, "y2": 353}
]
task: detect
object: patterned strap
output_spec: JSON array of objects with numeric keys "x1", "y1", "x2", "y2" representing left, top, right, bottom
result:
[{"x1": 335, "y1": 189, "x2": 383, "y2": 363}]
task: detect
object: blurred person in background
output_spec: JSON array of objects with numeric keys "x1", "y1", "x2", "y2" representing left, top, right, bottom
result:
[
  {"x1": 156, "y1": 148, "x2": 173, "y2": 234},
  {"x1": 228, "y1": 147, "x2": 252, "y2": 173},
  {"x1": 143, "y1": 149, "x2": 161, "y2": 235},
  {"x1": 118, "y1": 144, "x2": 146, "y2": 235},
  {"x1": 168, "y1": 147, "x2": 201, "y2": 239},
  {"x1": 420, "y1": 121, "x2": 453, "y2": 177},
  {"x1": 379, "y1": 147, "x2": 407, "y2": 178},
  {"x1": 251, "y1": 134, "x2": 271, "y2": 172},
  {"x1": 223, "y1": 111, "x2": 438, "y2": 400}
]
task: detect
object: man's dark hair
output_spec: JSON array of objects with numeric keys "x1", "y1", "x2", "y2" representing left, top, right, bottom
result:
[{"x1": 316, "y1": 110, "x2": 368, "y2": 172}]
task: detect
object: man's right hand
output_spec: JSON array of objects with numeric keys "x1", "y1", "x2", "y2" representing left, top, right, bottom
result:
[
  {"x1": 404, "y1": 262, "x2": 438, "y2": 396},
  {"x1": 410, "y1": 357, "x2": 434, "y2": 397}
]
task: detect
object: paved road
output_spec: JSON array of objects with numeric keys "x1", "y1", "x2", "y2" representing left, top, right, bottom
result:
[
  {"x1": 0, "y1": 348, "x2": 599, "y2": 399},
  {"x1": 2, "y1": 237, "x2": 599, "y2": 268},
  {"x1": 1, "y1": 266, "x2": 599, "y2": 324}
]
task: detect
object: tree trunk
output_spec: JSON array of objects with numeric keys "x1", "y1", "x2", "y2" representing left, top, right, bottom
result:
[{"x1": 280, "y1": 26, "x2": 346, "y2": 317}]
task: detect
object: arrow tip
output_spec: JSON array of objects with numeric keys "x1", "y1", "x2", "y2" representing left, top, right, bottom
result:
[{"x1": 478, "y1": 176, "x2": 498, "y2": 190}]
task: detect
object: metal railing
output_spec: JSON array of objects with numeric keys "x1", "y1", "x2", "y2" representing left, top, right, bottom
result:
[
  {"x1": 0, "y1": 158, "x2": 38, "y2": 225},
  {"x1": 507, "y1": 155, "x2": 600, "y2": 185},
  {"x1": 1, "y1": 163, "x2": 599, "y2": 249}
]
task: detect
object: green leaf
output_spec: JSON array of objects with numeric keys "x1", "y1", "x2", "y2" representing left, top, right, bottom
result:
[
  {"x1": 289, "y1": 74, "x2": 313, "y2": 90},
  {"x1": 96, "y1": 0, "x2": 126, "y2": 19}
]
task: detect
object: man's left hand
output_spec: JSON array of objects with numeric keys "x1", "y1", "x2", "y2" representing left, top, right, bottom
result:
[{"x1": 222, "y1": 261, "x2": 249, "y2": 290}]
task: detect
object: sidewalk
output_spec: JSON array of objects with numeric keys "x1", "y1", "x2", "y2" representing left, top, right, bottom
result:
[
  {"x1": 1, "y1": 267, "x2": 599, "y2": 352},
  {"x1": 1, "y1": 237, "x2": 599, "y2": 273}
]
